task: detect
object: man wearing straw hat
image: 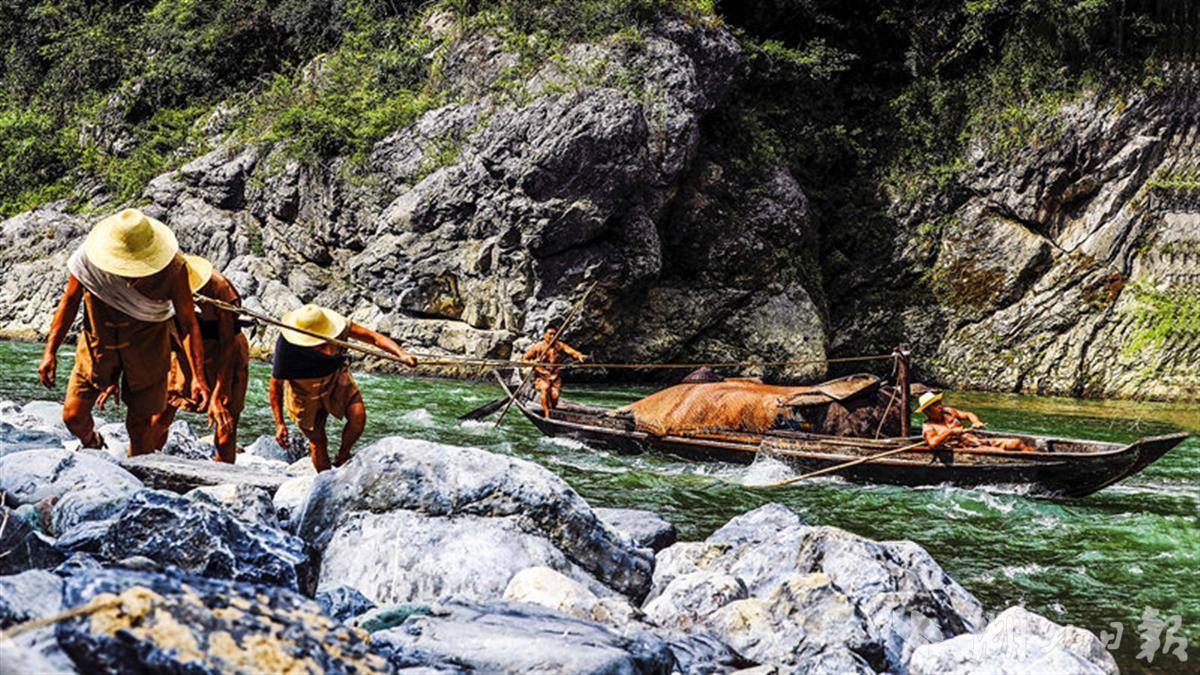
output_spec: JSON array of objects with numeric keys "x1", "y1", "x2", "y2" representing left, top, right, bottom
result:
[
  {"x1": 268, "y1": 304, "x2": 417, "y2": 472},
  {"x1": 139, "y1": 254, "x2": 250, "y2": 463},
  {"x1": 917, "y1": 392, "x2": 1034, "y2": 452},
  {"x1": 38, "y1": 209, "x2": 210, "y2": 455}
]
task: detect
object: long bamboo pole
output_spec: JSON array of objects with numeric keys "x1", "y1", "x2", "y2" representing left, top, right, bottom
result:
[
  {"x1": 493, "y1": 281, "x2": 599, "y2": 428},
  {"x1": 759, "y1": 440, "x2": 927, "y2": 489}
]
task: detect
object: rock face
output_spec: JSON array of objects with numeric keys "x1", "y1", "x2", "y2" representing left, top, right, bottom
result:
[
  {"x1": 909, "y1": 606, "x2": 1119, "y2": 675},
  {"x1": 0, "y1": 448, "x2": 142, "y2": 506},
  {"x1": 594, "y1": 507, "x2": 678, "y2": 552},
  {"x1": 373, "y1": 601, "x2": 676, "y2": 674},
  {"x1": 0, "y1": 18, "x2": 828, "y2": 383},
  {"x1": 55, "y1": 566, "x2": 388, "y2": 673},
  {"x1": 646, "y1": 503, "x2": 986, "y2": 673},
  {"x1": 296, "y1": 437, "x2": 654, "y2": 603},
  {"x1": 839, "y1": 88, "x2": 1200, "y2": 400}
]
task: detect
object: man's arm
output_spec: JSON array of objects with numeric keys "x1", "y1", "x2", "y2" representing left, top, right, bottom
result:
[
  {"x1": 39, "y1": 275, "x2": 84, "y2": 389},
  {"x1": 347, "y1": 322, "x2": 417, "y2": 367},
  {"x1": 923, "y1": 424, "x2": 961, "y2": 448},
  {"x1": 206, "y1": 304, "x2": 239, "y2": 430},
  {"x1": 169, "y1": 268, "x2": 210, "y2": 410},
  {"x1": 559, "y1": 341, "x2": 586, "y2": 361},
  {"x1": 949, "y1": 407, "x2": 985, "y2": 428},
  {"x1": 522, "y1": 344, "x2": 541, "y2": 362},
  {"x1": 269, "y1": 376, "x2": 288, "y2": 446}
]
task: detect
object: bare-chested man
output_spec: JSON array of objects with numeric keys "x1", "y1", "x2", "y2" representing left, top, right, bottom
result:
[
  {"x1": 38, "y1": 209, "x2": 209, "y2": 455},
  {"x1": 918, "y1": 392, "x2": 1034, "y2": 452},
  {"x1": 522, "y1": 323, "x2": 587, "y2": 417}
]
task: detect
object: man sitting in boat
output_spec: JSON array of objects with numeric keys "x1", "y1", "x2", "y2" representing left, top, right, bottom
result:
[
  {"x1": 918, "y1": 392, "x2": 1034, "y2": 452},
  {"x1": 522, "y1": 322, "x2": 587, "y2": 418}
]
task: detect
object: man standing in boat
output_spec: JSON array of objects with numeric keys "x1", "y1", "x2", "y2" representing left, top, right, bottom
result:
[
  {"x1": 917, "y1": 392, "x2": 1034, "y2": 452},
  {"x1": 38, "y1": 209, "x2": 210, "y2": 455},
  {"x1": 522, "y1": 322, "x2": 587, "y2": 418},
  {"x1": 268, "y1": 304, "x2": 417, "y2": 472}
]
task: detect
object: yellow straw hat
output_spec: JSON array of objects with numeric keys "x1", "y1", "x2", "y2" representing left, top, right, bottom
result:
[
  {"x1": 280, "y1": 304, "x2": 347, "y2": 347},
  {"x1": 916, "y1": 391, "x2": 943, "y2": 414},
  {"x1": 84, "y1": 208, "x2": 179, "y2": 278},
  {"x1": 183, "y1": 254, "x2": 214, "y2": 293}
]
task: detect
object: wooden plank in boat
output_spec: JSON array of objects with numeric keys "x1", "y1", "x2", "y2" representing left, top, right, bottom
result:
[{"x1": 814, "y1": 373, "x2": 880, "y2": 401}]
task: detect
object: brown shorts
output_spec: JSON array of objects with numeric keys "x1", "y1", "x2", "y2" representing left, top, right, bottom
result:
[
  {"x1": 67, "y1": 323, "x2": 170, "y2": 418},
  {"x1": 284, "y1": 369, "x2": 363, "y2": 434},
  {"x1": 167, "y1": 335, "x2": 250, "y2": 420},
  {"x1": 533, "y1": 375, "x2": 562, "y2": 394}
]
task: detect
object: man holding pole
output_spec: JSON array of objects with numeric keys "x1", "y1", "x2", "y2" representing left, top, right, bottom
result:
[
  {"x1": 268, "y1": 304, "x2": 417, "y2": 472},
  {"x1": 522, "y1": 322, "x2": 587, "y2": 418},
  {"x1": 38, "y1": 209, "x2": 209, "y2": 455}
]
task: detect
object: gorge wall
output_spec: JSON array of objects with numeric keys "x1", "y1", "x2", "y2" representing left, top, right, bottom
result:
[{"x1": 1, "y1": 3, "x2": 1196, "y2": 400}]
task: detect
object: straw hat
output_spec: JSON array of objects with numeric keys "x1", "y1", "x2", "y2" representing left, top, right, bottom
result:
[
  {"x1": 84, "y1": 208, "x2": 179, "y2": 278},
  {"x1": 916, "y1": 391, "x2": 943, "y2": 414},
  {"x1": 183, "y1": 254, "x2": 214, "y2": 293},
  {"x1": 280, "y1": 304, "x2": 347, "y2": 347}
]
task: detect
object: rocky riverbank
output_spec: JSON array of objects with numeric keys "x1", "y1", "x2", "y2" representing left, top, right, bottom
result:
[{"x1": 0, "y1": 399, "x2": 1119, "y2": 674}]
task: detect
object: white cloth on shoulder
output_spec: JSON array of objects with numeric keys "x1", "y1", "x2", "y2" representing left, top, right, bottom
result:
[{"x1": 67, "y1": 246, "x2": 176, "y2": 323}]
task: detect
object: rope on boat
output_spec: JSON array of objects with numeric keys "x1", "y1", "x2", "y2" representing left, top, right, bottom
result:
[{"x1": 194, "y1": 294, "x2": 898, "y2": 372}]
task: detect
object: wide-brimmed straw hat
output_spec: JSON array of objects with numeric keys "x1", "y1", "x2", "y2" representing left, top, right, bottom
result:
[
  {"x1": 84, "y1": 208, "x2": 179, "y2": 278},
  {"x1": 281, "y1": 304, "x2": 347, "y2": 347},
  {"x1": 183, "y1": 254, "x2": 214, "y2": 292},
  {"x1": 916, "y1": 391, "x2": 943, "y2": 414}
]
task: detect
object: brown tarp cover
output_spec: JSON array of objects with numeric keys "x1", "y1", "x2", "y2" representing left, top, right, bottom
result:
[{"x1": 620, "y1": 381, "x2": 811, "y2": 435}]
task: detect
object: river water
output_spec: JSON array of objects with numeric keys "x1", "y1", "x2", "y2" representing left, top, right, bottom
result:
[{"x1": 1, "y1": 339, "x2": 1196, "y2": 672}]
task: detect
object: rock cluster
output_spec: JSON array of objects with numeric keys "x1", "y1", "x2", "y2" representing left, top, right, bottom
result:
[{"x1": 0, "y1": 400, "x2": 1120, "y2": 674}]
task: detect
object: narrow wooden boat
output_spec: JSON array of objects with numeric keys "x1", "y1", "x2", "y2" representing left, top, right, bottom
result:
[{"x1": 498, "y1": 378, "x2": 1189, "y2": 498}]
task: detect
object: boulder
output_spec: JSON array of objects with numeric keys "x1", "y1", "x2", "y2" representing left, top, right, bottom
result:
[
  {"x1": 0, "y1": 448, "x2": 142, "y2": 506},
  {"x1": 186, "y1": 483, "x2": 279, "y2": 529},
  {"x1": 909, "y1": 606, "x2": 1119, "y2": 675},
  {"x1": 120, "y1": 453, "x2": 290, "y2": 493},
  {"x1": 0, "y1": 402, "x2": 75, "y2": 457},
  {"x1": 297, "y1": 438, "x2": 653, "y2": 602},
  {"x1": 594, "y1": 507, "x2": 678, "y2": 552},
  {"x1": 0, "y1": 507, "x2": 65, "y2": 575},
  {"x1": 159, "y1": 419, "x2": 216, "y2": 461},
  {"x1": 316, "y1": 585, "x2": 377, "y2": 623},
  {"x1": 58, "y1": 490, "x2": 309, "y2": 591},
  {"x1": 272, "y1": 474, "x2": 316, "y2": 526},
  {"x1": 54, "y1": 566, "x2": 388, "y2": 673},
  {"x1": 243, "y1": 433, "x2": 309, "y2": 464},
  {"x1": 0, "y1": 570, "x2": 74, "y2": 673},
  {"x1": 647, "y1": 504, "x2": 987, "y2": 673},
  {"x1": 49, "y1": 487, "x2": 134, "y2": 537},
  {"x1": 503, "y1": 566, "x2": 640, "y2": 627},
  {"x1": 372, "y1": 601, "x2": 675, "y2": 674}
]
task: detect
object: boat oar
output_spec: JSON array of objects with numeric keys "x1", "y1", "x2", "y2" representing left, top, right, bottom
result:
[
  {"x1": 758, "y1": 440, "x2": 928, "y2": 489},
  {"x1": 458, "y1": 396, "x2": 509, "y2": 421},
  {"x1": 494, "y1": 281, "x2": 599, "y2": 428}
]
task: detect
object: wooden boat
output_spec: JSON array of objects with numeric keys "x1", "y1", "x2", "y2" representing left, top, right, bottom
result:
[{"x1": 497, "y1": 377, "x2": 1189, "y2": 498}]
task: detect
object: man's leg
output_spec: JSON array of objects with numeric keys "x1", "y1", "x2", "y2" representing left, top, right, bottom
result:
[
  {"x1": 334, "y1": 400, "x2": 366, "y2": 467},
  {"x1": 146, "y1": 406, "x2": 178, "y2": 453},
  {"x1": 547, "y1": 382, "x2": 562, "y2": 411},
  {"x1": 62, "y1": 390, "x2": 103, "y2": 448},
  {"x1": 214, "y1": 412, "x2": 238, "y2": 464},
  {"x1": 127, "y1": 410, "x2": 160, "y2": 456},
  {"x1": 305, "y1": 410, "x2": 332, "y2": 472}
]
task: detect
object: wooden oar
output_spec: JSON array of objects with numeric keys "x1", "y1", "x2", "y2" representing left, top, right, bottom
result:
[
  {"x1": 759, "y1": 440, "x2": 927, "y2": 489},
  {"x1": 458, "y1": 396, "x2": 509, "y2": 421},
  {"x1": 494, "y1": 281, "x2": 599, "y2": 428}
]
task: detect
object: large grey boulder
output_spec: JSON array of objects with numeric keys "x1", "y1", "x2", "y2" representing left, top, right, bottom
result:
[
  {"x1": 186, "y1": 483, "x2": 280, "y2": 529},
  {"x1": 909, "y1": 606, "x2": 1119, "y2": 675},
  {"x1": 54, "y1": 565, "x2": 388, "y2": 673},
  {"x1": 0, "y1": 400, "x2": 76, "y2": 456},
  {"x1": 372, "y1": 601, "x2": 675, "y2": 674},
  {"x1": 244, "y1": 433, "x2": 309, "y2": 464},
  {"x1": 120, "y1": 452, "x2": 291, "y2": 493},
  {"x1": 159, "y1": 419, "x2": 216, "y2": 461},
  {"x1": 0, "y1": 570, "x2": 74, "y2": 673},
  {"x1": 272, "y1": 474, "x2": 317, "y2": 526},
  {"x1": 594, "y1": 506, "x2": 678, "y2": 552},
  {"x1": 57, "y1": 490, "x2": 309, "y2": 590},
  {"x1": 0, "y1": 507, "x2": 65, "y2": 574},
  {"x1": 647, "y1": 503, "x2": 987, "y2": 673},
  {"x1": 0, "y1": 448, "x2": 142, "y2": 506},
  {"x1": 297, "y1": 438, "x2": 654, "y2": 603}
]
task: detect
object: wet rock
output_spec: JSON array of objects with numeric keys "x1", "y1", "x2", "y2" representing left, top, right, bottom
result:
[
  {"x1": 186, "y1": 483, "x2": 279, "y2": 529},
  {"x1": 60, "y1": 490, "x2": 309, "y2": 590},
  {"x1": 272, "y1": 474, "x2": 316, "y2": 527},
  {"x1": 648, "y1": 503, "x2": 986, "y2": 673},
  {"x1": 594, "y1": 506, "x2": 677, "y2": 552},
  {"x1": 909, "y1": 606, "x2": 1119, "y2": 675},
  {"x1": 55, "y1": 566, "x2": 388, "y2": 673},
  {"x1": 0, "y1": 448, "x2": 142, "y2": 506},
  {"x1": 49, "y1": 487, "x2": 134, "y2": 537},
  {"x1": 159, "y1": 419, "x2": 216, "y2": 461},
  {"x1": 120, "y1": 452, "x2": 290, "y2": 493},
  {"x1": 244, "y1": 433, "x2": 308, "y2": 464},
  {"x1": 298, "y1": 438, "x2": 653, "y2": 603},
  {"x1": 0, "y1": 570, "x2": 73, "y2": 673},
  {"x1": 316, "y1": 585, "x2": 377, "y2": 623},
  {"x1": 372, "y1": 601, "x2": 675, "y2": 674},
  {"x1": 0, "y1": 506, "x2": 65, "y2": 574},
  {"x1": 352, "y1": 603, "x2": 442, "y2": 633}
]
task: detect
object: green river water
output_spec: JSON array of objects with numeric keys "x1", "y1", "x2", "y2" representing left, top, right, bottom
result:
[{"x1": 1, "y1": 340, "x2": 1196, "y2": 673}]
